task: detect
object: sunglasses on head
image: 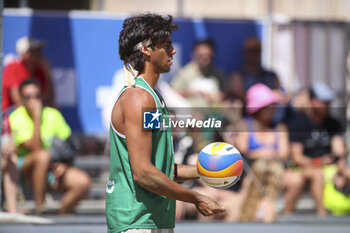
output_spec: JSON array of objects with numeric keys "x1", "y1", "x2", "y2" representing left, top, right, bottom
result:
[{"x1": 23, "y1": 94, "x2": 41, "y2": 101}]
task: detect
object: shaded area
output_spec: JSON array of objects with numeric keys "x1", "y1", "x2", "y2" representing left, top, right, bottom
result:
[{"x1": 1, "y1": 214, "x2": 350, "y2": 233}]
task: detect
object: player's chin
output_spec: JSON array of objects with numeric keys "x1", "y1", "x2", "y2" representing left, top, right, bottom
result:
[{"x1": 162, "y1": 65, "x2": 171, "y2": 73}]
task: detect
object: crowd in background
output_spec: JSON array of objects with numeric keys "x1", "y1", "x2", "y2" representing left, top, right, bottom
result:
[
  {"x1": 1, "y1": 35, "x2": 350, "y2": 220},
  {"x1": 1, "y1": 37, "x2": 90, "y2": 215},
  {"x1": 169, "y1": 37, "x2": 350, "y2": 221}
]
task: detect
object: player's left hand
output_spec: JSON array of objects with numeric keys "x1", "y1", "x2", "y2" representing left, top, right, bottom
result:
[{"x1": 195, "y1": 192, "x2": 226, "y2": 216}]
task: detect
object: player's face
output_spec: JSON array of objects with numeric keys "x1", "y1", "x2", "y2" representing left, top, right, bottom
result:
[{"x1": 151, "y1": 37, "x2": 176, "y2": 74}]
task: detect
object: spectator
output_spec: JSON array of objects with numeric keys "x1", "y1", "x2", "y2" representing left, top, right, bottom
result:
[
  {"x1": 9, "y1": 79, "x2": 91, "y2": 214},
  {"x1": 286, "y1": 82, "x2": 346, "y2": 216},
  {"x1": 236, "y1": 84, "x2": 289, "y2": 161},
  {"x1": 2, "y1": 36, "x2": 55, "y2": 111},
  {"x1": 229, "y1": 37, "x2": 282, "y2": 101},
  {"x1": 323, "y1": 165, "x2": 350, "y2": 216},
  {"x1": 171, "y1": 38, "x2": 226, "y2": 107},
  {"x1": 1, "y1": 114, "x2": 18, "y2": 213},
  {"x1": 235, "y1": 83, "x2": 302, "y2": 219},
  {"x1": 238, "y1": 159, "x2": 284, "y2": 222}
]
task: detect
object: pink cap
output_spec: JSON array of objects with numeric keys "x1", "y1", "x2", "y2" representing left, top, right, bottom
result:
[{"x1": 246, "y1": 83, "x2": 278, "y2": 114}]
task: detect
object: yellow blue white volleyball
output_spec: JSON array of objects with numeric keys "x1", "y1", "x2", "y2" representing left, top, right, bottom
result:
[{"x1": 197, "y1": 142, "x2": 243, "y2": 189}]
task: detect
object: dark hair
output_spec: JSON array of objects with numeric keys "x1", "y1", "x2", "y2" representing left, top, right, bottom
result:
[
  {"x1": 309, "y1": 86, "x2": 317, "y2": 100},
  {"x1": 19, "y1": 78, "x2": 41, "y2": 95},
  {"x1": 193, "y1": 38, "x2": 215, "y2": 51},
  {"x1": 119, "y1": 13, "x2": 178, "y2": 75}
]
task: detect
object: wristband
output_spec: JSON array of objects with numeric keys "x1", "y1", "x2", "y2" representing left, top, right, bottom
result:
[{"x1": 174, "y1": 164, "x2": 178, "y2": 178}]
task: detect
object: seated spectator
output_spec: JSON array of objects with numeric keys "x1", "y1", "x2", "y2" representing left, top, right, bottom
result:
[
  {"x1": 236, "y1": 83, "x2": 289, "y2": 162},
  {"x1": 229, "y1": 37, "x2": 282, "y2": 101},
  {"x1": 2, "y1": 37, "x2": 55, "y2": 111},
  {"x1": 229, "y1": 37, "x2": 291, "y2": 125},
  {"x1": 1, "y1": 114, "x2": 18, "y2": 213},
  {"x1": 235, "y1": 83, "x2": 302, "y2": 218},
  {"x1": 286, "y1": 82, "x2": 346, "y2": 216},
  {"x1": 238, "y1": 159, "x2": 284, "y2": 222},
  {"x1": 171, "y1": 38, "x2": 226, "y2": 107},
  {"x1": 323, "y1": 165, "x2": 350, "y2": 216},
  {"x1": 9, "y1": 79, "x2": 91, "y2": 214}
]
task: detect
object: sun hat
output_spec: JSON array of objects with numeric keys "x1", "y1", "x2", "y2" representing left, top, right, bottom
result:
[
  {"x1": 246, "y1": 83, "x2": 278, "y2": 115},
  {"x1": 16, "y1": 36, "x2": 46, "y2": 55}
]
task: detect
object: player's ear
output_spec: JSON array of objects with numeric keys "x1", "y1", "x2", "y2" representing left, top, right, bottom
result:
[{"x1": 141, "y1": 46, "x2": 152, "y2": 56}]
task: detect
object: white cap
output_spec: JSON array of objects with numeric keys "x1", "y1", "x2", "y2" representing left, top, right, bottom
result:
[
  {"x1": 311, "y1": 82, "x2": 335, "y2": 102},
  {"x1": 16, "y1": 36, "x2": 46, "y2": 55}
]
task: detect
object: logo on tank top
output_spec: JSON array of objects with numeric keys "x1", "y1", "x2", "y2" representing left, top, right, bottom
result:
[
  {"x1": 143, "y1": 110, "x2": 162, "y2": 129},
  {"x1": 106, "y1": 180, "x2": 115, "y2": 194}
]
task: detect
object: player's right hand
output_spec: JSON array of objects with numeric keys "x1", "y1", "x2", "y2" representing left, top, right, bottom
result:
[{"x1": 195, "y1": 193, "x2": 226, "y2": 216}]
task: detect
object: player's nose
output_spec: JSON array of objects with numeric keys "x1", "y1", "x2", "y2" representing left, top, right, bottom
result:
[{"x1": 171, "y1": 45, "x2": 176, "y2": 55}]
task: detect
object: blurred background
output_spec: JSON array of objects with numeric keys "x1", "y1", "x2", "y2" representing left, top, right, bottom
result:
[
  {"x1": 1, "y1": 0, "x2": 350, "y2": 232},
  {"x1": 3, "y1": 0, "x2": 349, "y2": 134}
]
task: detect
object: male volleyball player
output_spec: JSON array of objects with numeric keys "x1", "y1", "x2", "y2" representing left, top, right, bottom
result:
[{"x1": 105, "y1": 13, "x2": 225, "y2": 233}]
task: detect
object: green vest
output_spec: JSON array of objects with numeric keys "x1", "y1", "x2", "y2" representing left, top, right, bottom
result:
[{"x1": 105, "y1": 77, "x2": 175, "y2": 233}]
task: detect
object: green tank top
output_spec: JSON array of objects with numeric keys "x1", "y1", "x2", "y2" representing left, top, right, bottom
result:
[{"x1": 105, "y1": 77, "x2": 175, "y2": 233}]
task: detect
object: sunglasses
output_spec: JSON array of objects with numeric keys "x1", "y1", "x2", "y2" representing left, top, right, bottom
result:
[{"x1": 23, "y1": 94, "x2": 41, "y2": 101}]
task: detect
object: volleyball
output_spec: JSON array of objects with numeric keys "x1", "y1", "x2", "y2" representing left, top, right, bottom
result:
[{"x1": 196, "y1": 142, "x2": 243, "y2": 189}]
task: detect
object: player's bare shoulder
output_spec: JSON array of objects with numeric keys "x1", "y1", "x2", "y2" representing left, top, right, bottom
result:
[
  {"x1": 111, "y1": 86, "x2": 156, "y2": 133},
  {"x1": 119, "y1": 86, "x2": 155, "y2": 110}
]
